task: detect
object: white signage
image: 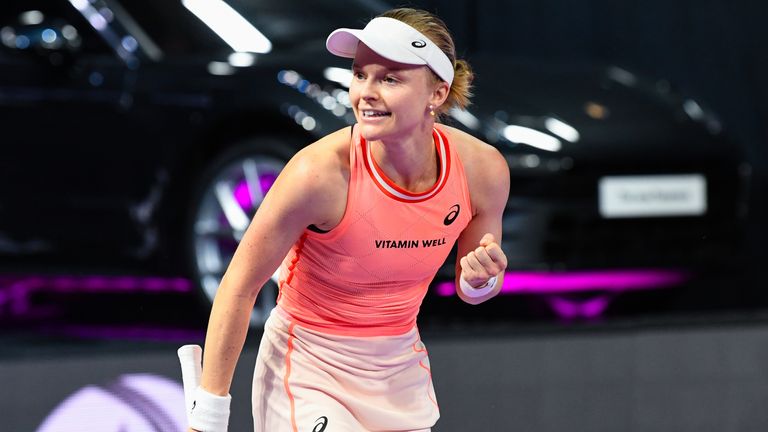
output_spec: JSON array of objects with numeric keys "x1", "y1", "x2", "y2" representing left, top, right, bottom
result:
[{"x1": 599, "y1": 174, "x2": 707, "y2": 218}]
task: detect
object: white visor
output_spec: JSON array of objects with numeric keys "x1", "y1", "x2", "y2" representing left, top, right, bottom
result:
[{"x1": 326, "y1": 17, "x2": 454, "y2": 85}]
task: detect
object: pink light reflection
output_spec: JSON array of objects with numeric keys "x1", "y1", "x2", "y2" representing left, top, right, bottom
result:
[
  {"x1": 548, "y1": 295, "x2": 612, "y2": 320},
  {"x1": 260, "y1": 173, "x2": 278, "y2": 195},
  {"x1": 0, "y1": 275, "x2": 192, "y2": 317},
  {"x1": 51, "y1": 325, "x2": 205, "y2": 342},
  {"x1": 234, "y1": 182, "x2": 252, "y2": 209},
  {"x1": 234, "y1": 174, "x2": 279, "y2": 210}
]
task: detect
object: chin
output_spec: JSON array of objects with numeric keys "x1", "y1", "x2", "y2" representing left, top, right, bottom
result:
[
  {"x1": 358, "y1": 121, "x2": 414, "y2": 143},
  {"x1": 358, "y1": 124, "x2": 388, "y2": 142}
]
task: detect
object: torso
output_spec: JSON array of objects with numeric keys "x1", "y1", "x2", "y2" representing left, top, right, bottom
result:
[
  {"x1": 308, "y1": 123, "x2": 493, "y2": 232},
  {"x1": 275, "y1": 125, "x2": 474, "y2": 336}
]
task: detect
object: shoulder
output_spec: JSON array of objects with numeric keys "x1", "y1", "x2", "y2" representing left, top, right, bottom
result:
[
  {"x1": 281, "y1": 126, "x2": 352, "y2": 189},
  {"x1": 268, "y1": 127, "x2": 351, "y2": 228},
  {"x1": 438, "y1": 124, "x2": 509, "y2": 214},
  {"x1": 260, "y1": 127, "x2": 351, "y2": 210},
  {"x1": 438, "y1": 124, "x2": 508, "y2": 176},
  {"x1": 290, "y1": 126, "x2": 351, "y2": 171}
]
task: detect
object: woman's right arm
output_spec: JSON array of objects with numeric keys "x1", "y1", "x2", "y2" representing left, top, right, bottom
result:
[{"x1": 189, "y1": 129, "x2": 350, "y2": 427}]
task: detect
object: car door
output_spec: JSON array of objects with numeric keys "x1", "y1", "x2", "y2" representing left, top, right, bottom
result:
[{"x1": 0, "y1": 0, "x2": 157, "y2": 258}]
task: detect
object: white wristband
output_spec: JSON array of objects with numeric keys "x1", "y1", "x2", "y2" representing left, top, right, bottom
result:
[
  {"x1": 459, "y1": 274, "x2": 498, "y2": 298},
  {"x1": 189, "y1": 386, "x2": 231, "y2": 432}
]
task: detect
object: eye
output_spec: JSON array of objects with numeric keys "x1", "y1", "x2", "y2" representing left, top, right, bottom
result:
[
  {"x1": 383, "y1": 75, "x2": 399, "y2": 84},
  {"x1": 353, "y1": 71, "x2": 365, "y2": 80}
]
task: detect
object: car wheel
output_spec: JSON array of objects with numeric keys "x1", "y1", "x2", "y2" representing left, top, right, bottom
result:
[{"x1": 188, "y1": 138, "x2": 293, "y2": 326}]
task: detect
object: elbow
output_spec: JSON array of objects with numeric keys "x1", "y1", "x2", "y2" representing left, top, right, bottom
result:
[{"x1": 213, "y1": 275, "x2": 262, "y2": 306}]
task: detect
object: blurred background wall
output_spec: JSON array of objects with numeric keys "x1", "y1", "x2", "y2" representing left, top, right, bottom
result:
[
  {"x1": 415, "y1": 0, "x2": 767, "y2": 267},
  {"x1": 2, "y1": 1, "x2": 767, "y2": 431}
]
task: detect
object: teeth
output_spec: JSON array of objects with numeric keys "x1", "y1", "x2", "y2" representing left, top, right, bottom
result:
[{"x1": 363, "y1": 110, "x2": 390, "y2": 117}]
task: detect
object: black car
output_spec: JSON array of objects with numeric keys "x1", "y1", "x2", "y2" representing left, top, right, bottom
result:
[{"x1": 0, "y1": 0, "x2": 750, "y2": 325}]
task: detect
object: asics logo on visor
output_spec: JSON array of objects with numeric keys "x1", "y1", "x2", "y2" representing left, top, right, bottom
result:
[{"x1": 411, "y1": 40, "x2": 427, "y2": 48}]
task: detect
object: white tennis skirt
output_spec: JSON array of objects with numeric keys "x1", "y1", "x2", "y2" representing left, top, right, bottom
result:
[{"x1": 252, "y1": 306, "x2": 440, "y2": 431}]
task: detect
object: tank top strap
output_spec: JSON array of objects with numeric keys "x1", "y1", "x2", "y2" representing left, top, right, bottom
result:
[{"x1": 350, "y1": 124, "x2": 359, "y2": 168}]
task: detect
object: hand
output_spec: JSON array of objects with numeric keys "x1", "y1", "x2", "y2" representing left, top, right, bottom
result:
[{"x1": 459, "y1": 233, "x2": 507, "y2": 288}]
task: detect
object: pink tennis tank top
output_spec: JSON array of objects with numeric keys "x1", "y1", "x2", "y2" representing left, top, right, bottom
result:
[{"x1": 276, "y1": 126, "x2": 473, "y2": 336}]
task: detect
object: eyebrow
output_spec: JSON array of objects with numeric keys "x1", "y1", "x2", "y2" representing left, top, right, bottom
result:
[{"x1": 351, "y1": 62, "x2": 409, "y2": 72}]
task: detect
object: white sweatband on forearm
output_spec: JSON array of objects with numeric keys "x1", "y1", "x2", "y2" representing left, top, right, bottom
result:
[
  {"x1": 459, "y1": 274, "x2": 498, "y2": 298},
  {"x1": 189, "y1": 386, "x2": 231, "y2": 432}
]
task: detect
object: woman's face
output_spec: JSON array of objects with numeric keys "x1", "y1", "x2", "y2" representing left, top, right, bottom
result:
[{"x1": 349, "y1": 43, "x2": 442, "y2": 142}]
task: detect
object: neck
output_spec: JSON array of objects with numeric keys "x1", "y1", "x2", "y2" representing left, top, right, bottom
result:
[{"x1": 369, "y1": 122, "x2": 438, "y2": 192}]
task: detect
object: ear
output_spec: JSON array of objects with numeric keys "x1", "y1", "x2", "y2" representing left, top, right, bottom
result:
[{"x1": 429, "y1": 80, "x2": 450, "y2": 111}]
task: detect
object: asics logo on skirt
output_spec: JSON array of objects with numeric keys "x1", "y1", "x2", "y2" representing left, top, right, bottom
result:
[{"x1": 313, "y1": 416, "x2": 328, "y2": 431}]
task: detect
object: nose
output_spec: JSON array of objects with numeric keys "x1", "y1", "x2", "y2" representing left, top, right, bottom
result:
[{"x1": 358, "y1": 77, "x2": 379, "y2": 102}]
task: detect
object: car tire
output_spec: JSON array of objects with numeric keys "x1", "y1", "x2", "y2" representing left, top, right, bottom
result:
[{"x1": 186, "y1": 137, "x2": 296, "y2": 327}]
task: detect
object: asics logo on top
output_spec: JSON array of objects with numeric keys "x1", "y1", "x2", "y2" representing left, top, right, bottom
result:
[
  {"x1": 411, "y1": 40, "x2": 427, "y2": 48},
  {"x1": 444, "y1": 204, "x2": 460, "y2": 225}
]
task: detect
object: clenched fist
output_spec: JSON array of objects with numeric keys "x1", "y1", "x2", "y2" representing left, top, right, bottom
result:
[{"x1": 459, "y1": 233, "x2": 507, "y2": 288}]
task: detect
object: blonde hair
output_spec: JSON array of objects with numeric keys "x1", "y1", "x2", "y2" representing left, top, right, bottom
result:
[{"x1": 379, "y1": 8, "x2": 474, "y2": 116}]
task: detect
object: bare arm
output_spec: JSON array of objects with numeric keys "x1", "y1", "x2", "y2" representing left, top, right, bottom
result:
[
  {"x1": 196, "y1": 130, "x2": 349, "y2": 397},
  {"x1": 453, "y1": 136, "x2": 510, "y2": 305}
]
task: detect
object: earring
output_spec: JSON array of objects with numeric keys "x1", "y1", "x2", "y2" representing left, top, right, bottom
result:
[{"x1": 429, "y1": 105, "x2": 435, "y2": 117}]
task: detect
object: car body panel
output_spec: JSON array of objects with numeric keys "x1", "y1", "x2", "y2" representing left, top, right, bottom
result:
[{"x1": 0, "y1": 0, "x2": 750, "y2": 300}]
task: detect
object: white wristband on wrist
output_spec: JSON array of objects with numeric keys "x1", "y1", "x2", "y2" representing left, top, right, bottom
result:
[
  {"x1": 189, "y1": 386, "x2": 231, "y2": 432},
  {"x1": 459, "y1": 274, "x2": 498, "y2": 298}
]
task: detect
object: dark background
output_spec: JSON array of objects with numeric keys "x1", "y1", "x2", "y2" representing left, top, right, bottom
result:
[
  {"x1": 413, "y1": 0, "x2": 767, "y2": 269},
  {"x1": 3, "y1": 1, "x2": 768, "y2": 431}
]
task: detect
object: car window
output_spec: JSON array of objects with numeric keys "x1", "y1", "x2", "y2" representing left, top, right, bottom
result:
[{"x1": 0, "y1": 0, "x2": 112, "y2": 60}]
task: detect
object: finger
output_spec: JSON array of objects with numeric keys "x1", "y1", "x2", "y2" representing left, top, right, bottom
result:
[
  {"x1": 479, "y1": 233, "x2": 495, "y2": 247},
  {"x1": 474, "y1": 246, "x2": 496, "y2": 270},
  {"x1": 459, "y1": 256, "x2": 473, "y2": 277},
  {"x1": 466, "y1": 252, "x2": 490, "y2": 279},
  {"x1": 484, "y1": 243, "x2": 508, "y2": 267},
  {"x1": 460, "y1": 253, "x2": 485, "y2": 276}
]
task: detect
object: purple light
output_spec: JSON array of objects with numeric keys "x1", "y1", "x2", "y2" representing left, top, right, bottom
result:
[
  {"x1": 36, "y1": 373, "x2": 187, "y2": 432},
  {"x1": 234, "y1": 174, "x2": 279, "y2": 210},
  {"x1": 112, "y1": 276, "x2": 140, "y2": 290},
  {"x1": 435, "y1": 269, "x2": 689, "y2": 319},
  {"x1": 260, "y1": 173, "x2": 278, "y2": 194},
  {"x1": 51, "y1": 276, "x2": 78, "y2": 291},
  {"x1": 49, "y1": 324, "x2": 205, "y2": 343},
  {"x1": 234, "y1": 181, "x2": 252, "y2": 209},
  {"x1": 548, "y1": 295, "x2": 612, "y2": 320},
  {"x1": 82, "y1": 276, "x2": 110, "y2": 290},
  {"x1": 435, "y1": 269, "x2": 688, "y2": 297},
  {"x1": 0, "y1": 275, "x2": 193, "y2": 317}
]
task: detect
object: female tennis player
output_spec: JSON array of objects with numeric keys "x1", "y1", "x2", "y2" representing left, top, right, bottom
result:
[{"x1": 184, "y1": 7, "x2": 509, "y2": 432}]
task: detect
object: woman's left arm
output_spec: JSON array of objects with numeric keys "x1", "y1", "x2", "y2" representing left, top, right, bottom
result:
[{"x1": 454, "y1": 141, "x2": 510, "y2": 305}]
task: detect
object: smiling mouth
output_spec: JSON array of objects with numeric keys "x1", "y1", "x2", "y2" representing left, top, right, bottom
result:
[{"x1": 361, "y1": 110, "x2": 392, "y2": 118}]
